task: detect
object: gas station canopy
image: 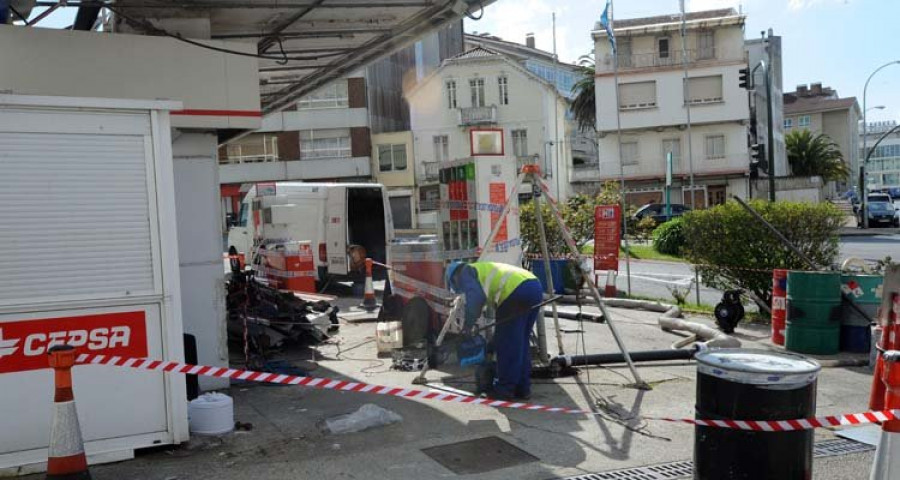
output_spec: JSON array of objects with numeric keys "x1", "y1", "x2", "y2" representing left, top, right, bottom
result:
[{"x1": 54, "y1": 0, "x2": 492, "y2": 115}]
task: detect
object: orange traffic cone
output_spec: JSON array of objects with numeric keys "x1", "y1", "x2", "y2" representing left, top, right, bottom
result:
[
  {"x1": 870, "y1": 350, "x2": 900, "y2": 479},
  {"x1": 360, "y1": 258, "x2": 380, "y2": 312},
  {"x1": 46, "y1": 345, "x2": 91, "y2": 480}
]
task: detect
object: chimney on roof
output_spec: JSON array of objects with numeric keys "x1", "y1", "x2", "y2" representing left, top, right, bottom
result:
[
  {"x1": 526, "y1": 33, "x2": 535, "y2": 49},
  {"x1": 797, "y1": 84, "x2": 809, "y2": 96},
  {"x1": 810, "y1": 82, "x2": 823, "y2": 95}
]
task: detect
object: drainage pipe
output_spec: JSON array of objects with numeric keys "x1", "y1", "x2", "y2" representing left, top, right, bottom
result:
[
  {"x1": 552, "y1": 347, "x2": 697, "y2": 368},
  {"x1": 550, "y1": 294, "x2": 741, "y2": 349}
]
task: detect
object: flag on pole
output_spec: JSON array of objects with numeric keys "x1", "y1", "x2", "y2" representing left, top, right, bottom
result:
[{"x1": 600, "y1": 0, "x2": 616, "y2": 53}]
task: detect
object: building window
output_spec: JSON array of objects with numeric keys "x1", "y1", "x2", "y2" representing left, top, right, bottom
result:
[
  {"x1": 446, "y1": 80, "x2": 457, "y2": 109},
  {"x1": 784, "y1": 118, "x2": 793, "y2": 129},
  {"x1": 705, "y1": 134, "x2": 726, "y2": 159},
  {"x1": 389, "y1": 195, "x2": 413, "y2": 230},
  {"x1": 621, "y1": 141, "x2": 639, "y2": 165},
  {"x1": 619, "y1": 81, "x2": 657, "y2": 110},
  {"x1": 657, "y1": 37, "x2": 670, "y2": 59},
  {"x1": 511, "y1": 129, "x2": 528, "y2": 158},
  {"x1": 470, "y1": 78, "x2": 485, "y2": 107},
  {"x1": 419, "y1": 185, "x2": 440, "y2": 211},
  {"x1": 498, "y1": 76, "x2": 509, "y2": 105},
  {"x1": 662, "y1": 138, "x2": 681, "y2": 170},
  {"x1": 617, "y1": 37, "x2": 633, "y2": 67},
  {"x1": 223, "y1": 134, "x2": 279, "y2": 163},
  {"x1": 297, "y1": 81, "x2": 349, "y2": 109},
  {"x1": 685, "y1": 75, "x2": 723, "y2": 104},
  {"x1": 799, "y1": 115, "x2": 811, "y2": 127},
  {"x1": 378, "y1": 144, "x2": 407, "y2": 172},
  {"x1": 433, "y1": 135, "x2": 449, "y2": 162},
  {"x1": 697, "y1": 30, "x2": 715, "y2": 60},
  {"x1": 708, "y1": 185, "x2": 726, "y2": 206},
  {"x1": 299, "y1": 130, "x2": 351, "y2": 159}
]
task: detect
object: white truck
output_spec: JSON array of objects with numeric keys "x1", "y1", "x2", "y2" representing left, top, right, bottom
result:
[{"x1": 227, "y1": 182, "x2": 395, "y2": 282}]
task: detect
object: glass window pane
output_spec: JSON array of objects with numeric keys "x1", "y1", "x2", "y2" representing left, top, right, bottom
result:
[{"x1": 393, "y1": 144, "x2": 407, "y2": 170}]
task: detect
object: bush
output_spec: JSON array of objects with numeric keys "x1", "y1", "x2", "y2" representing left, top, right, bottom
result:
[
  {"x1": 682, "y1": 200, "x2": 844, "y2": 306},
  {"x1": 631, "y1": 216, "x2": 658, "y2": 242},
  {"x1": 652, "y1": 217, "x2": 686, "y2": 255}
]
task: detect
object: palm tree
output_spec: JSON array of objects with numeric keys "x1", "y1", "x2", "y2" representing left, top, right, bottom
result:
[
  {"x1": 569, "y1": 56, "x2": 596, "y2": 133},
  {"x1": 785, "y1": 129, "x2": 850, "y2": 182}
]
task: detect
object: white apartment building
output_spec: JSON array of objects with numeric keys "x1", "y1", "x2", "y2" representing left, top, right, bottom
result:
[
  {"x1": 407, "y1": 46, "x2": 573, "y2": 219},
  {"x1": 592, "y1": 9, "x2": 750, "y2": 208},
  {"x1": 862, "y1": 120, "x2": 900, "y2": 190}
]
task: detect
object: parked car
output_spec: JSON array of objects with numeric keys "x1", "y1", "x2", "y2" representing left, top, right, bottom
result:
[
  {"x1": 633, "y1": 203, "x2": 691, "y2": 223},
  {"x1": 859, "y1": 200, "x2": 900, "y2": 228}
]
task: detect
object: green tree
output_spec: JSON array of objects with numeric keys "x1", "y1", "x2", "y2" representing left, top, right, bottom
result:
[
  {"x1": 785, "y1": 129, "x2": 850, "y2": 181},
  {"x1": 569, "y1": 60, "x2": 596, "y2": 133}
]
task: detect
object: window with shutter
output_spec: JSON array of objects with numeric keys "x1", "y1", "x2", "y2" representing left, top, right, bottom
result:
[
  {"x1": 619, "y1": 81, "x2": 657, "y2": 110},
  {"x1": 685, "y1": 76, "x2": 723, "y2": 104}
]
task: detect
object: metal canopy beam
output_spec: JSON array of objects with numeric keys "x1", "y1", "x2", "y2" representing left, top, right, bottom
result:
[
  {"x1": 257, "y1": 0, "x2": 326, "y2": 53},
  {"x1": 212, "y1": 27, "x2": 390, "y2": 40},
  {"x1": 37, "y1": 1, "x2": 433, "y2": 8}
]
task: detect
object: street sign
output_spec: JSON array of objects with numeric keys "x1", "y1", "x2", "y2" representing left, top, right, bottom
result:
[
  {"x1": 0, "y1": 311, "x2": 148, "y2": 374},
  {"x1": 593, "y1": 205, "x2": 621, "y2": 271}
]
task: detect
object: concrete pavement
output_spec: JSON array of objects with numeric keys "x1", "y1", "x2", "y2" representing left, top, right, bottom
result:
[{"x1": 41, "y1": 293, "x2": 880, "y2": 480}]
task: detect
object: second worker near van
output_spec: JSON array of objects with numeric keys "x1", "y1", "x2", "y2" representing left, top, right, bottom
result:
[{"x1": 444, "y1": 261, "x2": 544, "y2": 400}]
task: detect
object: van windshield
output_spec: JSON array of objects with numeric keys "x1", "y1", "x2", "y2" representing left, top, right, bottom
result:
[{"x1": 237, "y1": 201, "x2": 249, "y2": 227}]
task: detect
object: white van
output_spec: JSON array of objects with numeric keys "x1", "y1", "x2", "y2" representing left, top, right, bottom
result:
[{"x1": 227, "y1": 182, "x2": 394, "y2": 281}]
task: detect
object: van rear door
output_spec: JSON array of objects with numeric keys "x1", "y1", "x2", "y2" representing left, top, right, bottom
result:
[{"x1": 325, "y1": 187, "x2": 348, "y2": 276}]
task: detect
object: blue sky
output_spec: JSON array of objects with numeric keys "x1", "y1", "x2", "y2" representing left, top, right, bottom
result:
[
  {"x1": 28, "y1": 1, "x2": 900, "y2": 123},
  {"x1": 466, "y1": 0, "x2": 900, "y2": 124}
]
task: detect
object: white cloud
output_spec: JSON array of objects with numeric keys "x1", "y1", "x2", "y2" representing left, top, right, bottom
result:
[
  {"x1": 787, "y1": 0, "x2": 850, "y2": 10},
  {"x1": 688, "y1": 0, "x2": 743, "y2": 11}
]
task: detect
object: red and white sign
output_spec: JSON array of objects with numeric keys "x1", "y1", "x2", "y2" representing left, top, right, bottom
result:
[
  {"x1": 0, "y1": 311, "x2": 148, "y2": 374},
  {"x1": 489, "y1": 182, "x2": 508, "y2": 243},
  {"x1": 593, "y1": 205, "x2": 621, "y2": 272}
]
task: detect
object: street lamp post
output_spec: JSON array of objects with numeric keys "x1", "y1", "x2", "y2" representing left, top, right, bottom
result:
[{"x1": 861, "y1": 61, "x2": 900, "y2": 228}]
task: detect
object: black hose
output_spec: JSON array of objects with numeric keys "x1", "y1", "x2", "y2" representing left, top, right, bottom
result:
[{"x1": 552, "y1": 348, "x2": 695, "y2": 367}]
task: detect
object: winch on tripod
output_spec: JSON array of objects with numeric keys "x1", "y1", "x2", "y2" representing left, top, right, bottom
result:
[{"x1": 714, "y1": 289, "x2": 745, "y2": 333}]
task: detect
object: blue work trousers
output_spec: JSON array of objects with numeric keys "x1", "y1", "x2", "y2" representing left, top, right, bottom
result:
[{"x1": 493, "y1": 279, "x2": 543, "y2": 398}]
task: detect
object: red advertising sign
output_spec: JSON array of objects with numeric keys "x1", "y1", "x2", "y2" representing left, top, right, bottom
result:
[
  {"x1": 489, "y1": 182, "x2": 508, "y2": 243},
  {"x1": 0, "y1": 311, "x2": 148, "y2": 374},
  {"x1": 593, "y1": 205, "x2": 621, "y2": 271}
]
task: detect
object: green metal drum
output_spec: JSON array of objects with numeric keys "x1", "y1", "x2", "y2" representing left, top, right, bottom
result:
[{"x1": 786, "y1": 271, "x2": 842, "y2": 355}]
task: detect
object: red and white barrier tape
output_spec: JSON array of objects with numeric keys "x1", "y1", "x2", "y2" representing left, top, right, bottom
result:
[{"x1": 75, "y1": 353, "x2": 898, "y2": 431}]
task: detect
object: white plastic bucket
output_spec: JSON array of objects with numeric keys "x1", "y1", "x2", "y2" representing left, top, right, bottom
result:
[{"x1": 188, "y1": 392, "x2": 234, "y2": 436}]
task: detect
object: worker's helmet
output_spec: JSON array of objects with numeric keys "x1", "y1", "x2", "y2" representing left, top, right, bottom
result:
[{"x1": 445, "y1": 260, "x2": 466, "y2": 293}]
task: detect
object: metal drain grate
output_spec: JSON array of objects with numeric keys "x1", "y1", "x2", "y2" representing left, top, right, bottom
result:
[
  {"x1": 559, "y1": 461, "x2": 693, "y2": 480},
  {"x1": 559, "y1": 439, "x2": 874, "y2": 480},
  {"x1": 813, "y1": 438, "x2": 876, "y2": 458}
]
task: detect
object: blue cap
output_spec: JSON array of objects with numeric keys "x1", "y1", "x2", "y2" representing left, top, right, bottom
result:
[{"x1": 445, "y1": 261, "x2": 466, "y2": 293}]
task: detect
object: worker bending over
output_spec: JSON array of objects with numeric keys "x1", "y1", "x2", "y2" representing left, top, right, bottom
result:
[{"x1": 445, "y1": 261, "x2": 543, "y2": 400}]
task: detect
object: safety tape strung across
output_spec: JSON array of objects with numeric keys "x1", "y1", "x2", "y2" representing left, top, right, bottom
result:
[
  {"x1": 419, "y1": 200, "x2": 520, "y2": 215},
  {"x1": 75, "y1": 353, "x2": 900, "y2": 431}
]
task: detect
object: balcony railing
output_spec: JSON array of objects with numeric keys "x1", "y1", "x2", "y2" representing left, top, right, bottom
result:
[
  {"x1": 418, "y1": 161, "x2": 440, "y2": 182},
  {"x1": 602, "y1": 47, "x2": 720, "y2": 71},
  {"x1": 458, "y1": 105, "x2": 497, "y2": 126}
]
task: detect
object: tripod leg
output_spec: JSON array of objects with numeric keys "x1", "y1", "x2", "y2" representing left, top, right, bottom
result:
[{"x1": 537, "y1": 179, "x2": 648, "y2": 389}]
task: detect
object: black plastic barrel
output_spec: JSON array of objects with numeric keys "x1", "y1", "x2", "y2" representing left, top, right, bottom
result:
[{"x1": 694, "y1": 349, "x2": 820, "y2": 479}]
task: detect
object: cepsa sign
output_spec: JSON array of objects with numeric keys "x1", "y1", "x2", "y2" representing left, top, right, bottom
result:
[
  {"x1": 0, "y1": 311, "x2": 148, "y2": 374},
  {"x1": 593, "y1": 205, "x2": 621, "y2": 272}
]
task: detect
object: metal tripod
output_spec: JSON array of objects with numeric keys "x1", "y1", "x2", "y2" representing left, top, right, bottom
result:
[{"x1": 477, "y1": 164, "x2": 648, "y2": 389}]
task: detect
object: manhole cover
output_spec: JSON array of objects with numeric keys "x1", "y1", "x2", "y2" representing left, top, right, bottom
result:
[
  {"x1": 813, "y1": 438, "x2": 876, "y2": 458},
  {"x1": 422, "y1": 436, "x2": 538, "y2": 475}
]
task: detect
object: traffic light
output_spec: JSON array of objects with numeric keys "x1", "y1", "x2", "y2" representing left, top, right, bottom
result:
[
  {"x1": 750, "y1": 143, "x2": 769, "y2": 176},
  {"x1": 739, "y1": 67, "x2": 751, "y2": 90}
]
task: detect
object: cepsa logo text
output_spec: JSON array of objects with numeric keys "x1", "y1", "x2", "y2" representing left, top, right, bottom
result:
[{"x1": 0, "y1": 311, "x2": 148, "y2": 373}]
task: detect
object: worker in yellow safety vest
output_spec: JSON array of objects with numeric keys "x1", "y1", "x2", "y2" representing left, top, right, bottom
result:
[{"x1": 445, "y1": 261, "x2": 543, "y2": 400}]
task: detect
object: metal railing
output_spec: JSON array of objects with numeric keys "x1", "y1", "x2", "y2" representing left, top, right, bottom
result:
[
  {"x1": 603, "y1": 47, "x2": 721, "y2": 71},
  {"x1": 458, "y1": 105, "x2": 497, "y2": 126}
]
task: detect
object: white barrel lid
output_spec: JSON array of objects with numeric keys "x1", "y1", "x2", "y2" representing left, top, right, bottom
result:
[{"x1": 695, "y1": 349, "x2": 821, "y2": 386}]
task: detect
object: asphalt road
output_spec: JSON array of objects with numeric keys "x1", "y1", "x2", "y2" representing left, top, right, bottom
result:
[{"x1": 615, "y1": 234, "x2": 900, "y2": 307}]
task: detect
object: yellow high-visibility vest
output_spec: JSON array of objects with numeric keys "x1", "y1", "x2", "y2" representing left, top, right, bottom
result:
[{"x1": 470, "y1": 262, "x2": 536, "y2": 307}]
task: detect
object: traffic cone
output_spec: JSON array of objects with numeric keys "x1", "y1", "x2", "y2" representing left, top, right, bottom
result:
[
  {"x1": 46, "y1": 345, "x2": 91, "y2": 480},
  {"x1": 604, "y1": 270, "x2": 617, "y2": 298},
  {"x1": 872, "y1": 295, "x2": 900, "y2": 410},
  {"x1": 870, "y1": 350, "x2": 900, "y2": 479},
  {"x1": 360, "y1": 258, "x2": 379, "y2": 312}
]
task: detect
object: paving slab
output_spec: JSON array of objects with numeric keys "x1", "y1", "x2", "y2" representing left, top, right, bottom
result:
[{"x1": 23, "y1": 296, "x2": 879, "y2": 479}]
